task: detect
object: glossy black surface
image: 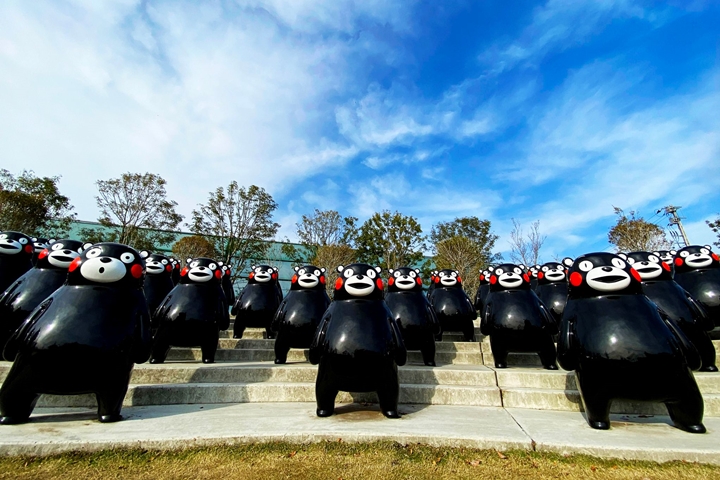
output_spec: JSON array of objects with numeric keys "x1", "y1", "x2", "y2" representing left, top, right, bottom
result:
[
  {"x1": 673, "y1": 246, "x2": 720, "y2": 331},
  {"x1": 429, "y1": 269, "x2": 477, "y2": 341},
  {"x1": 558, "y1": 252, "x2": 705, "y2": 433},
  {"x1": 0, "y1": 243, "x2": 151, "y2": 424},
  {"x1": 0, "y1": 231, "x2": 34, "y2": 293},
  {"x1": 385, "y1": 267, "x2": 440, "y2": 366},
  {"x1": 141, "y1": 253, "x2": 175, "y2": 328},
  {"x1": 535, "y1": 261, "x2": 571, "y2": 322},
  {"x1": 220, "y1": 264, "x2": 236, "y2": 307},
  {"x1": 170, "y1": 258, "x2": 181, "y2": 285},
  {"x1": 310, "y1": 263, "x2": 406, "y2": 418},
  {"x1": 30, "y1": 237, "x2": 49, "y2": 265},
  {"x1": 232, "y1": 265, "x2": 283, "y2": 339},
  {"x1": 482, "y1": 263, "x2": 557, "y2": 369},
  {"x1": 151, "y1": 257, "x2": 229, "y2": 364},
  {"x1": 0, "y1": 239, "x2": 84, "y2": 348},
  {"x1": 271, "y1": 265, "x2": 331, "y2": 364},
  {"x1": 473, "y1": 271, "x2": 490, "y2": 318}
]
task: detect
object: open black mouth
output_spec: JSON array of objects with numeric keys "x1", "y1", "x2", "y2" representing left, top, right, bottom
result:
[
  {"x1": 637, "y1": 267, "x2": 659, "y2": 273},
  {"x1": 52, "y1": 255, "x2": 74, "y2": 262},
  {"x1": 300, "y1": 278, "x2": 315, "y2": 283},
  {"x1": 0, "y1": 244, "x2": 19, "y2": 250},
  {"x1": 504, "y1": 277, "x2": 521, "y2": 282},
  {"x1": 193, "y1": 271, "x2": 210, "y2": 277},
  {"x1": 594, "y1": 275, "x2": 627, "y2": 283},
  {"x1": 348, "y1": 282, "x2": 371, "y2": 289}
]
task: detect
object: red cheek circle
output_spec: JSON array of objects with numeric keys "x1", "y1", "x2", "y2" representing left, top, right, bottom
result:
[
  {"x1": 434, "y1": 277, "x2": 439, "y2": 283},
  {"x1": 180, "y1": 267, "x2": 189, "y2": 277},
  {"x1": 166, "y1": 265, "x2": 172, "y2": 272},
  {"x1": 675, "y1": 258, "x2": 683, "y2": 266},
  {"x1": 334, "y1": 278, "x2": 343, "y2": 290},
  {"x1": 630, "y1": 268, "x2": 641, "y2": 283},
  {"x1": 131, "y1": 264, "x2": 144, "y2": 279},
  {"x1": 272, "y1": 272, "x2": 278, "y2": 280},
  {"x1": 388, "y1": 277, "x2": 394, "y2": 286},
  {"x1": 569, "y1": 272, "x2": 583, "y2": 287},
  {"x1": 523, "y1": 273, "x2": 530, "y2": 283},
  {"x1": 226, "y1": 270, "x2": 232, "y2": 276},
  {"x1": 249, "y1": 272, "x2": 255, "y2": 280},
  {"x1": 291, "y1": 275, "x2": 298, "y2": 284},
  {"x1": 69, "y1": 257, "x2": 81, "y2": 272},
  {"x1": 416, "y1": 277, "x2": 422, "y2": 285},
  {"x1": 479, "y1": 275, "x2": 484, "y2": 281},
  {"x1": 457, "y1": 276, "x2": 463, "y2": 283},
  {"x1": 713, "y1": 253, "x2": 719, "y2": 262},
  {"x1": 376, "y1": 278, "x2": 384, "y2": 290},
  {"x1": 320, "y1": 276, "x2": 326, "y2": 285},
  {"x1": 215, "y1": 270, "x2": 222, "y2": 279},
  {"x1": 24, "y1": 245, "x2": 33, "y2": 254},
  {"x1": 490, "y1": 275, "x2": 497, "y2": 285},
  {"x1": 38, "y1": 249, "x2": 49, "y2": 260},
  {"x1": 538, "y1": 272, "x2": 544, "y2": 280},
  {"x1": 662, "y1": 262, "x2": 671, "y2": 271}
]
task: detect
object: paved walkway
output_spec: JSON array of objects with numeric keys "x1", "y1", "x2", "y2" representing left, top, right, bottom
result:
[{"x1": 1, "y1": 403, "x2": 719, "y2": 464}]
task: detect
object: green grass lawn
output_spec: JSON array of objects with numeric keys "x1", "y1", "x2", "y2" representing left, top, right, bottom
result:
[{"x1": 0, "y1": 442, "x2": 717, "y2": 479}]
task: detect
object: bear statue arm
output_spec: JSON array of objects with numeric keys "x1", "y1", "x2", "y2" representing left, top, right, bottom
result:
[
  {"x1": 464, "y1": 295, "x2": 478, "y2": 318},
  {"x1": 389, "y1": 313, "x2": 407, "y2": 367},
  {"x1": 3, "y1": 296, "x2": 53, "y2": 362},
  {"x1": 270, "y1": 297, "x2": 289, "y2": 332},
  {"x1": 556, "y1": 313, "x2": 578, "y2": 371},
  {"x1": 425, "y1": 301, "x2": 442, "y2": 335},
  {"x1": 659, "y1": 308, "x2": 702, "y2": 371},
  {"x1": 538, "y1": 302, "x2": 558, "y2": 335},
  {"x1": 152, "y1": 292, "x2": 172, "y2": 324},
  {"x1": 0, "y1": 276, "x2": 24, "y2": 307},
  {"x1": 218, "y1": 294, "x2": 230, "y2": 331},
  {"x1": 230, "y1": 289, "x2": 247, "y2": 317},
  {"x1": 480, "y1": 303, "x2": 492, "y2": 336},
  {"x1": 685, "y1": 291, "x2": 713, "y2": 331},
  {"x1": 133, "y1": 294, "x2": 153, "y2": 364},
  {"x1": 309, "y1": 309, "x2": 331, "y2": 365}
]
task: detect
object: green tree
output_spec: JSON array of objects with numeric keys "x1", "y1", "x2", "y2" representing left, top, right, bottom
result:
[
  {"x1": 608, "y1": 207, "x2": 670, "y2": 252},
  {"x1": 431, "y1": 217, "x2": 501, "y2": 296},
  {"x1": 313, "y1": 244, "x2": 357, "y2": 298},
  {"x1": 0, "y1": 169, "x2": 76, "y2": 237},
  {"x1": 281, "y1": 209, "x2": 358, "y2": 265},
  {"x1": 172, "y1": 235, "x2": 219, "y2": 263},
  {"x1": 353, "y1": 210, "x2": 426, "y2": 271},
  {"x1": 190, "y1": 182, "x2": 279, "y2": 283},
  {"x1": 81, "y1": 172, "x2": 183, "y2": 251},
  {"x1": 707, "y1": 216, "x2": 720, "y2": 248},
  {"x1": 508, "y1": 218, "x2": 546, "y2": 266}
]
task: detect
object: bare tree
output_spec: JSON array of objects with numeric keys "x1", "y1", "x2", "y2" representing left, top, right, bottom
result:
[
  {"x1": 82, "y1": 172, "x2": 183, "y2": 250},
  {"x1": 608, "y1": 207, "x2": 670, "y2": 252},
  {"x1": 281, "y1": 210, "x2": 357, "y2": 265},
  {"x1": 434, "y1": 236, "x2": 484, "y2": 297},
  {"x1": 172, "y1": 235, "x2": 219, "y2": 263},
  {"x1": 313, "y1": 244, "x2": 357, "y2": 298},
  {"x1": 190, "y1": 182, "x2": 279, "y2": 283},
  {"x1": 508, "y1": 218, "x2": 546, "y2": 266},
  {"x1": 707, "y1": 215, "x2": 720, "y2": 248}
]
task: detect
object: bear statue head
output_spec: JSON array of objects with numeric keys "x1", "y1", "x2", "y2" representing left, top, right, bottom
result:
[
  {"x1": 387, "y1": 267, "x2": 423, "y2": 293},
  {"x1": 67, "y1": 243, "x2": 146, "y2": 287},
  {"x1": 291, "y1": 265, "x2": 326, "y2": 291},
  {"x1": 566, "y1": 252, "x2": 643, "y2": 298},
  {"x1": 334, "y1": 263, "x2": 383, "y2": 300}
]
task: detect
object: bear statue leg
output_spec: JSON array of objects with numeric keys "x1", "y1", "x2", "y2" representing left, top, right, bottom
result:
[
  {"x1": 538, "y1": 336, "x2": 559, "y2": 370},
  {"x1": 420, "y1": 338, "x2": 436, "y2": 367},
  {"x1": 376, "y1": 365, "x2": 401, "y2": 419},
  {"x1": 265, "y1": 325, "x2": 276, "y2": 340},
  {"x1": 200, "y1": 328, "x2": 219, "y2": 364},
  {"x1": 664, "y1": 375, "x2": 706, "y2": 433},
  {"x1": 686, "y1": 330, "x2": 718, "y2": 372},
  {"x1": 575, "y1": 372, "x2": 611, "y2": 430},
  {"x1": 274, "y1": 333, "x2": 290, "y2": 364},
  {"x1": 149, "y1": 327, "x2": 172, "y2": 364},
  {"x1": 233, "y1": 323, "x2": 245, "y2": 340},
  {"x1": 434, "y1": 330, "x2": 443, "y2": 342},
  {"x1": 462, "y1": 322, "x2": 476, "y2": 342},
  {"x1": 0, "y1": 368, "x2": 40, "y2": 425},
  {"x1": 489, "y1": 335, "x2": 508, "y2": 368},
  {"x1": 315, "y1": 363, "x2": 338, "y2": 417},
  {"x1": 96, "y1": 375, "x2": 130, "y2": 423}
]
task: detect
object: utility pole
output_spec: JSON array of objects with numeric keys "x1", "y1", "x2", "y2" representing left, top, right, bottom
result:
[{"x1": 657, "y1": 205, "x2": 690, "y2": 247}]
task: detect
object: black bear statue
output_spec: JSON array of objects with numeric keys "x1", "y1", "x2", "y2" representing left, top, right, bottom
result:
[
  {"x1": 0, "y1": 243, "x2": 152, "y2": 424},
  {"x1": 429, "y1": 269, "x2": 477, "y2": 341},
  {"x1": 232, "y1": 265, "x2": 283, "y2": 339},
  {"x1": 558, "y1": 252, "x2": 705, "y2": 432},
  {"x1": 534, "y1": 259, "x2": 572, "y2": 323},
  {"x1": 151, "y1": 257, "x2": 230, "y2": 364},
  {"x1": 310, "y1": 264, "x2": 406, "y2": 418},
  {"x1": 385, "y1": 267, "x2": 440, "y2": 366},
  {"x1": 473, "y1": 268, "x2": 492, "y2": 320},
  {"x1": 30, "y1": 237, "x2": 50, "y2": 266},
  {"x1": 673, "y1": 245, "x2": 720, "y2": 338},
  {"x1": 0, "y1": 231, "x2": 34, "y2": 293},
  {"x1": 140, "y1": 252, "x2": 175, "y2": 330},
  {"x1": 481, "y1": 264, "x2": 558, "y2": 369}
]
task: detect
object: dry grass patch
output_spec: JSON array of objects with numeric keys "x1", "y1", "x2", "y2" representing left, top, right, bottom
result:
[{"x1": 0, "y1": 441, "x2": 717, "y2": 480}]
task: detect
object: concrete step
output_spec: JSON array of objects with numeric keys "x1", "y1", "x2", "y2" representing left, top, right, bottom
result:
[
  {"x1": 218, "y1": 338, "x2": 482, "y2": 353},
  {"x1": 165, "y1": 348, "x2": 485, "y2": 365}
]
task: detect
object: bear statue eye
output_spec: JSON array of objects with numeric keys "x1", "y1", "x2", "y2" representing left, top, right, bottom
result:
[
  {"x1": 495, "y1": 268, "x2": 504, "y2": 275},
  {"x1": 513, "y1": 267, "x2": 522, "y2": 274},
  {"x1": 190, "y1": 261, "x2": 199, "y2": 268},
  {"x1": 209, "y1": 263, "x2": 217, "y2": 270},
  {"x1": 451, "y1": 271, "x2": 457, "y2": 277},
  {"x1": 701, "y1": 248, "x2": 710, "y2": 255},
  {"x1": 161, "y1": 259, "x2": 168, "y2": 265},
  {"x1": 367, "y1": 269, "x2": 377, "y2": 279},
  {"x1": 86, "y1": 248, "x2": 102, "y2": 259},
  {"x1": 0, "y1": 234, "x2": 7, "y2": 240},
  {"x1": 19, "y1": 237, "x2": 28, "y2": 245},
  {"x1": 612, "y1": 258, "x2": 626, "y2": 269},
  {"x1": 578, "y1": 261, "x2": 593, "y2": 272},
  {"x1": 120, "y1": 252, "x2": 135, "y2": 264},
  {"x1": 298, "y1": 269, "x2": 306, "y2": 275},
  {"x1": 394, "y1": 271, "x2": 401, "y2": 278},
  {"x1": 542, "y1": 266, "x2": 549, "y2": 272},
  {"x1": 313, "y1": 270, "x2": 320, "y2": 276},
  {"x1": 626, "y1": 258, "x2": 635, "y2": 265},
  {"x1": 648, "y1": 255, "x2": 659, "y2": 263},
  {"x1": 409, "y1": 271, "x2": 417, "y2": 278},
  {"x1": 343, "y1": 269, "x2": 353, "y2": 278},
  {"x1": 52, "y1": 243, "x2": 64, "y2": 251},
  {"x1": 680, "y1": 251, "x2": 689, "y2": 258}
]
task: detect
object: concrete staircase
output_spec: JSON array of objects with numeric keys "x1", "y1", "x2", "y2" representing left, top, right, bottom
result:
[{"x1": 1, "y1": 320, "x2": 719, "y2": 416}]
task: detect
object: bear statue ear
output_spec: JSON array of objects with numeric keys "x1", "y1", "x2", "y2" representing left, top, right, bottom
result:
[
  {"x1": 320, "y1": 267, "x2": 326, "y2": 273},
  {"x1": 519, "y1": 264, "x2": 526, "y2": 270},
  {"x1": 617, "y1": 253, "x2": 628, "y2": 260},
  {"x1": 140, "y1": 250, "x2": 150, "y2": 259},
  {"x1": 337, "y1": 265, "x2": 344, "y2": 273},
  {"x1": 31, "y1": 237, "x2": 38, "y2": 242},
  {"x1": 294, "y1": 266, "x2": 300, "y2": 272},
  {"x1": 273, "y1": 267, "x2": 279, "y2": 272},
  {"x1": 388, "y1": 268, "x2": 394, "y2": 274},
  {"x1": 415, "y1": 268, "x2": 420, "y2": 274},
  {"x1": 186, "y1": 258, "x2": 193, "y2": 264},
  {"x1": 375, "y1": 266, "x2": 382, "y2": 273},
  {"x1": 218, "y1": 261, "x2": 224, "y2": 266},
  {"x1": 670, "y1": 250, "x2": 677, "y2": 255},
  {"x1": 82, "y1": 242, "x2": 94, "y2": 251},
  {"x1": 705, "y1": 245, "x2": 712, "y2": 250},
  {"x1": 562, "y1": 257, "x2": 573, "y2": 267},
  {"x1": 48, "y1": 239, "x2": 56, "y2": 244}
]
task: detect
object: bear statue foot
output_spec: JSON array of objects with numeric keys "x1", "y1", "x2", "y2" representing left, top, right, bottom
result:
[
  {"x1": 382, "y1": 410, "x2": 401, "y2": 419},
  {"x1": 0, "y1": 415, "x2": 29, "y2": 425},
  {"x1": 149, "y1": 358, "x2": 164, "y2": 364},
  {"x1": 232, "y1": 334, "x2": 242, "y2": 339},
  {"x1": 99, "y1": 414, "x2": 123, "y2": 423},
  {"x1": 316, "y1": 409, "x2": 334, "y2": 417},
  {"x1": 543, "y1": 364, "x2": 558, "y2": 370},
  {"x1": 202, "y1": 358, "x2": 215, "y2": 364},
  {"x1": 675, "y1": 423, "x2": 706, "y2": 434},
  {"x1": 494, "y1": 362, "x2": 507, "y2": 369},
  {"x1": 274, "y1": 358, "x2": 286, "y2": 365},
  {"x1": 424, "y1": 361, "x2": 436, "y2": 367},
  {"x1": 465, "y1": 335, "x2": 476, "y2": 342},
  {"x1": 588, "y1": 420, "x2": 610, "y2": 430},
  {"x1": 266, "y1": 334, "x2": 276, "y2": 340},
  {"x1": 700, "y1": 365, "x2": 718, "y2": 372}
]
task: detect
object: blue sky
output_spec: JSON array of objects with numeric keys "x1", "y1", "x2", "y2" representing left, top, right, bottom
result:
[{"x1": 1, "y1": 0, "x2": 718, "y2": 260}]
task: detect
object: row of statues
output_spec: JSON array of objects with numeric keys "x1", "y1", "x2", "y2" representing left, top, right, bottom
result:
[{"x1": 0, "y1": 230, "x2": 718, "y2": 434}]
